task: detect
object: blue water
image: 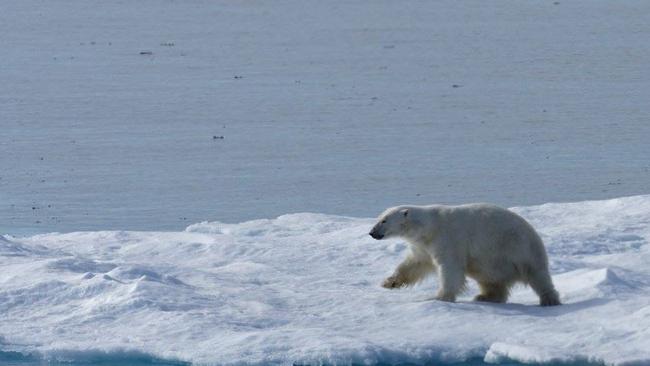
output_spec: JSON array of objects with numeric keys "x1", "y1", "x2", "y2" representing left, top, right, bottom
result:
[
  {"x1": 1, "y1": 361, "x2": 604, "y2": 366},
  {"x1": 1, "y1": 362, "x2": 187, "y2": 366},
  {"x1": 0, "y1": 351, "x2": 605, "y2": 366},
  {"x1": 0, "y1": 351, "x2": 189, "y2": 366},
  {"x1": 3, "y1": 1, "x2": 650, "y2": 235},
  {"x1": 0, "y1": 361, "x2": 602, "y2": 366}
]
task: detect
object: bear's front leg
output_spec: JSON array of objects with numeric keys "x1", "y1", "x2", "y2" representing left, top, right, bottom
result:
[
  {"x1": 435, "y1": 263, "x2": 466, "y2": 302},
  {"x1": 382, "y1": 252, "x2": 436, "y2": 289}
]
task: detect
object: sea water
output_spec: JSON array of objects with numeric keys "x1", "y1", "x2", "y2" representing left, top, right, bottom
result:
[{"x1": 2, "y1": 1, "x2": 650, "y2": 235}]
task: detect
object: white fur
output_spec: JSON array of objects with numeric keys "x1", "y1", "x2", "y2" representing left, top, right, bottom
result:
[{"x1": 370, "y1": 204, "x2": 561, "y2": 306}]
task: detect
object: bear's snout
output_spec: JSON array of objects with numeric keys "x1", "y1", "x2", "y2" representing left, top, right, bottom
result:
[{"x1": 369, "y1": 229, "x2": 384, "y2": 240}]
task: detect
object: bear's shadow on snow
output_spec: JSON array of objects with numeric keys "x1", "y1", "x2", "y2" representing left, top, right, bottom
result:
[
  {"x1": 454, "y1": 298, "x2": 611, "y2": 317},
  {"x1": 412, "y1": 296, "x2": 610, "y2": 317}
]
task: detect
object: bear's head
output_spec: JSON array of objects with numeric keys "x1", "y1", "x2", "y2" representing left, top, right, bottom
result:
[{"x1": 369, "y1": 206, "x2": 409, "y2": 240}]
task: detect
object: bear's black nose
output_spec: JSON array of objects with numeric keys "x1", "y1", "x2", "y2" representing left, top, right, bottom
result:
[{"x1": 369, "y1": 232, "x2": 384, "y2": 240}]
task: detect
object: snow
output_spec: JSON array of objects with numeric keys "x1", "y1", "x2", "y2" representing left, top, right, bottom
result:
[
  {"x1": 2, "y1": 195, "x2": 650, "y2": 365},
  {"x1": 2, "y1": 0, "x2": 650, "y2": 234}
]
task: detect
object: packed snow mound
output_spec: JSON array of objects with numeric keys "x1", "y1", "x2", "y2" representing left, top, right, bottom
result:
[{"x1": 1, "y1": 196, "x2": 650, "y2": 365}]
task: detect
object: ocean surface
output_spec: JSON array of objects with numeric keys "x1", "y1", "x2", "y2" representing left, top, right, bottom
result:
[
  {"x1": 2, "y1": 0, "x2": 650, "y2": 235},
  {"x1": 0, "y1": 356, "x2": 592, "y2": 366}
]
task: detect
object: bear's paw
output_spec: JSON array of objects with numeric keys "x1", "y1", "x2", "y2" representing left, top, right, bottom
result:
[{"x1": 381, "y1": 275, "x2": 407, "y2": 289}]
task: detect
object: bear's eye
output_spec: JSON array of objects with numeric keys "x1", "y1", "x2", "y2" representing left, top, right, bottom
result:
[{"x1": 381, "y1": 220, "x2": 386, "y2": 224}]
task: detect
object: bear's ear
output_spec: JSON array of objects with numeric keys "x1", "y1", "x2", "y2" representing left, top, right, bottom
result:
[{"x1": 402, "y1": 209, "x2": 409, "y2": 217}]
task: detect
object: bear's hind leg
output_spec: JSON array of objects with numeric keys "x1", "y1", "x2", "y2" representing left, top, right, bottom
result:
[
  {"x1": 527, "y1": 269, "x2": 561, "y2": 306},
  {"x1": 435, "y1": 263, "x2": 466, "y2": 302},
  {"x1": 474, "y1": 282, "x2": 509, "y2": 303}
]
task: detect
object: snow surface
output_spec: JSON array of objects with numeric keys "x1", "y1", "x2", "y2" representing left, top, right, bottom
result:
[
  {"x1": 3, "y1": 0, "x2": 650, "y2": 234},
  {"x1": 1, "y1": 195, "x2": 650, "y2": 365}
]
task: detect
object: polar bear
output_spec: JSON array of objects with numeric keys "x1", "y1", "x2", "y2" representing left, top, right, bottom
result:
[{"x1": 369, "y1": 204, "x2": 560, "y2": 306}]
